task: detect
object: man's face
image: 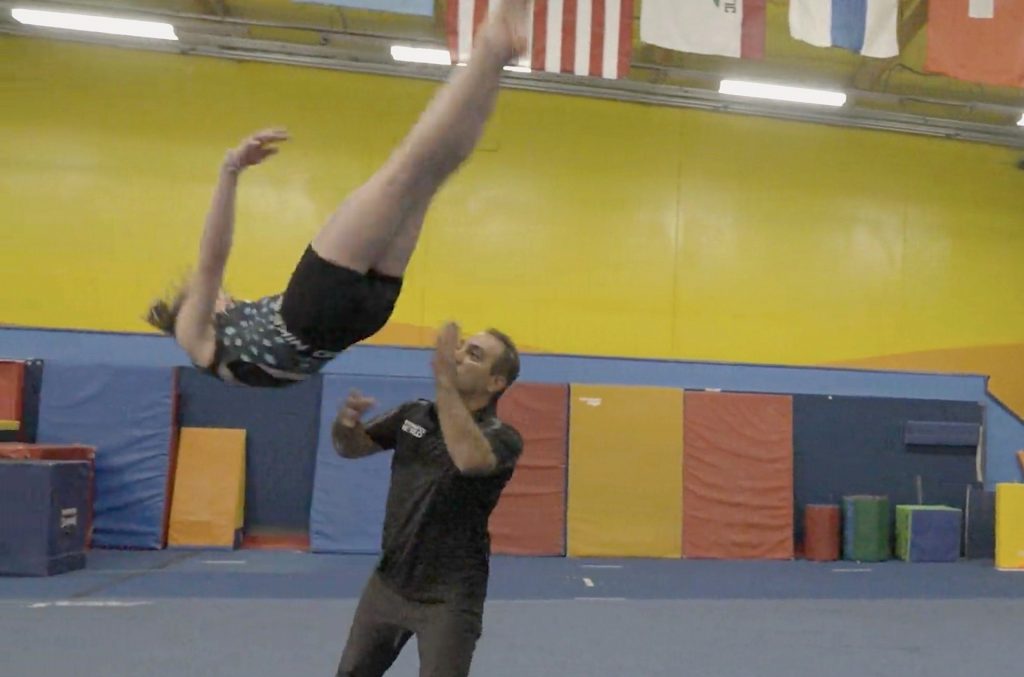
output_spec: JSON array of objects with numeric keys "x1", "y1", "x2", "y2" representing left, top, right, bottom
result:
[{"x1": 453, "y1": 331, "x2": 507, "y2": 399}]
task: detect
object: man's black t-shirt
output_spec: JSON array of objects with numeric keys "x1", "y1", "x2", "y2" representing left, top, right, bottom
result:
[{"x1": 364, "y1": 399, "x2": 523, "y2": 603}]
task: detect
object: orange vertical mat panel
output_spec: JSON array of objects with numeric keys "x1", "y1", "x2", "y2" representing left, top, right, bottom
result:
[
  {"x1": 568, "y1": 385, "x2": 683, "y2": 558},
  {"x1": 168, "y1": 427, "x2": 246, "y2": 548}
]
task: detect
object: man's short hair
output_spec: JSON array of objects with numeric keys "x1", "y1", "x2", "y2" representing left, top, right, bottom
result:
[{"x1": 485, "y1": 328, "x2": 520, "y2": 396}]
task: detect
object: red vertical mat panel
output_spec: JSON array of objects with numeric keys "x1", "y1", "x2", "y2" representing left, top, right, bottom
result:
[
  {"x1": 0, "y1": 361, "x2": 25, "y2": 430},
  {"x1": 491, "y1": 383, "x2": 568, "y2": 555},
  {"x1": 683, "y1": 391, "x2": 794, "y2": 559}
]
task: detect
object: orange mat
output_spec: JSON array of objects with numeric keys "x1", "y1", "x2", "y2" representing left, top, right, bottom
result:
[
  {"x1": 683, "y1": 391, "x2": 794, "y2": 559},
  {"x1": 491, "y1": 383, "x2": 569, "y2": 555},
  {"x1": 567, "y1": 384, "x2": 684, "y2": 558},
  {"x1": 168, "y1": 427, "x2": 246, "y2": 548}
]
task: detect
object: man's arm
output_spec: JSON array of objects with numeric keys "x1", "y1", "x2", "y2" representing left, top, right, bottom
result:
[
  {"x1": 331, "y1": 389, "x2": 414, "y2": 459},
  {"x1": 431, "y1": 322, "x2": 502, "y2": 475},
  {"x1": 331, "y1": 418, "x2": 383, "y2": 459},
  {"x1": 435, "y1": 382, "x2": 498, "y2": 474}
]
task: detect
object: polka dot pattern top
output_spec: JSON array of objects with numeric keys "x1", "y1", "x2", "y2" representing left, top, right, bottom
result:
[{"x1": 212, "y1": 294, "x2": 335, "y2": 381}]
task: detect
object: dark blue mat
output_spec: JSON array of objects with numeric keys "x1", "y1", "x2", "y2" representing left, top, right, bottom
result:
[
  {"x1": 309, "y1": 374, "x2": 434, "y2": 553},
  {"x1": 794, "y1": 395, "x2": 981, "y2": 544},
  {"x1": 177, "y1": 368, "x2": 322, "y2": 535},
  {"x1": 37, "y1": 363, "x2": 176, "y2": 549}
]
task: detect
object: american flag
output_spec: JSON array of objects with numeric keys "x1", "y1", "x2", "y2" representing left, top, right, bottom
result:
[{"x1": 446, "y1": 0, "x2": 635, "y2": 79}]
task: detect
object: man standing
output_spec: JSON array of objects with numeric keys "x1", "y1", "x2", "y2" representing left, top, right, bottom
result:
[{"x1": 332, "y1": 321, "x2": 523, "y2": 677}]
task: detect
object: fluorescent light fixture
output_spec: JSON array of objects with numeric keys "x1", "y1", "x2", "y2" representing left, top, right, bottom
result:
[
  {"x1": 11, "y1": 8, "x2": 177, "y2": 40},
  {"x1": 719, "y1": 79, "x2": 846, "y2": 107},
  {"x1": 1017, "y1": 113, "x2": 1024, "y2": 127},
  {"x1": 390, "y1": 45, "x2": 451, "y2": 65},
  {"x1": 425, "y1": 55, "x2": 529, "y2": 73}
]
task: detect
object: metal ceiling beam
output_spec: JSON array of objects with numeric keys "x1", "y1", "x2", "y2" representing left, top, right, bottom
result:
[{"x1": 2, "y1": 2, "x2": 1024, "y2": 149}]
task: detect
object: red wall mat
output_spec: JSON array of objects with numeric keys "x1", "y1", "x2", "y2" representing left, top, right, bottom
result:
[
  {"x1": 683, "y1": 391, "x2": 794, "y2": 559},
  {"x1": 0, "y1": 361, "x2": 25, "y2": 426},
  {"x1": 491, "y1": 383, "x2": 569, "y2": 555},
  {"x1": 242, "y1": 530, "x2": 310, "y2": 551}
]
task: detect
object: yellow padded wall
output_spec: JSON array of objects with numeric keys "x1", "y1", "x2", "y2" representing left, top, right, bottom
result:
[
  {"x1": 995, "y1": 482, "x2": 1024, "y2": 571},
  {"x1": 3, "y1": 36, "x2": 1023, "y2": 417}
]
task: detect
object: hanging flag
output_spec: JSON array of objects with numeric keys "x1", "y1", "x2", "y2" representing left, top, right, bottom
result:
[
  {"x1": 925, "y1": 0, "x2": 1024, "y2": 88},
  {"x1": 292, "y1": 0, "x2": 433, "y2": 17},
  {"x1": 789, "y1": 0, "x2": 899, "y2": 58},
  {"x1": 447, "y1": 0, "x2": 635, "y2": 80},
  {"x1": 639, "y1": 0, "x2": 765, "y2": 59}
]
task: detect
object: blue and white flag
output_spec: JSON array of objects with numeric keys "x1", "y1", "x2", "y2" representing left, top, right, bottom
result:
[{"x1": 789, "y1": 0, "x2": 899, "y2": 58}]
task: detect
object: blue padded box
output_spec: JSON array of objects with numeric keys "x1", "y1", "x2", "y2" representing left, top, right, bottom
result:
[
  {"x1": 909, "y1": 508, "x2": 962, "y2": 562},
  {"x1": 896, "y1": 505, "x2": 962, "y2": 563},
  {"x1": 0, "y1": 460, "x2": 90, "y2": 576}
]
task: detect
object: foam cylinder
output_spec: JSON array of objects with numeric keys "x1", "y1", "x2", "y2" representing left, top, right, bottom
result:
[
  {"x1": 804, "y1": 504, "x2": 840, "y2": 561},
  {"x1": 843, "y1": 495, "x2": 891, "y2": 562}
]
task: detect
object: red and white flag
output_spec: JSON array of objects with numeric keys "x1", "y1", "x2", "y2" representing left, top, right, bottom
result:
[{"x1": 446, "y1": 0, "x2": 635, "y2": 79}]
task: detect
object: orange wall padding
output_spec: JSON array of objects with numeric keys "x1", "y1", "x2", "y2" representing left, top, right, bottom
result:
[
  {"x1": 567, "y1": 385, "x2": 684, "y2": 558},
  {"x1": 168, "y1": 427, "x2": 246, "y2": 548},
  {"x1": 490, "y1": 383, "x2": 569, "y2": 555},
  {"x1": 0, "y1": 361, "x2": 25, "y2": 427},
  {"x1": 683, "y1": 391, "x2": 794, "y2": 559}
]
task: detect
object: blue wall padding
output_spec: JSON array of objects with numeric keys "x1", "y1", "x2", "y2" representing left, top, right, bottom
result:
[
  {"x1": 310, "y1": 374, "x2": 434, "y2": 553},
  {"x1": 965, "y1": 484, "x2": 995, "y2": 559},
  {"x1": 37, "y1": 363, "x2": 176, "y2": 549},
  {"x1": 793, "y1": 395, "x2": 981, "y2": 544},
  {"x1": 910, "y1": 509, "x2": 962, "y2": 562},
  {"x1": 904, "y1": 421, "x2": 980, "y2": 447},
  {"x1": 20, "y1": 360, "x2": 43, "y2": 444},
  {"x1": 7, "y1": 326, "x2": 1023, "y2": 488},
  {"x1": 177, "y1": 368, "x2": 322, "y2": 535}
]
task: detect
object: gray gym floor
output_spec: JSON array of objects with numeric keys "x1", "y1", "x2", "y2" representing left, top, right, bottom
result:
[{"x1": 1, "y1": 551, "x2": 1022, "y2": 677}]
